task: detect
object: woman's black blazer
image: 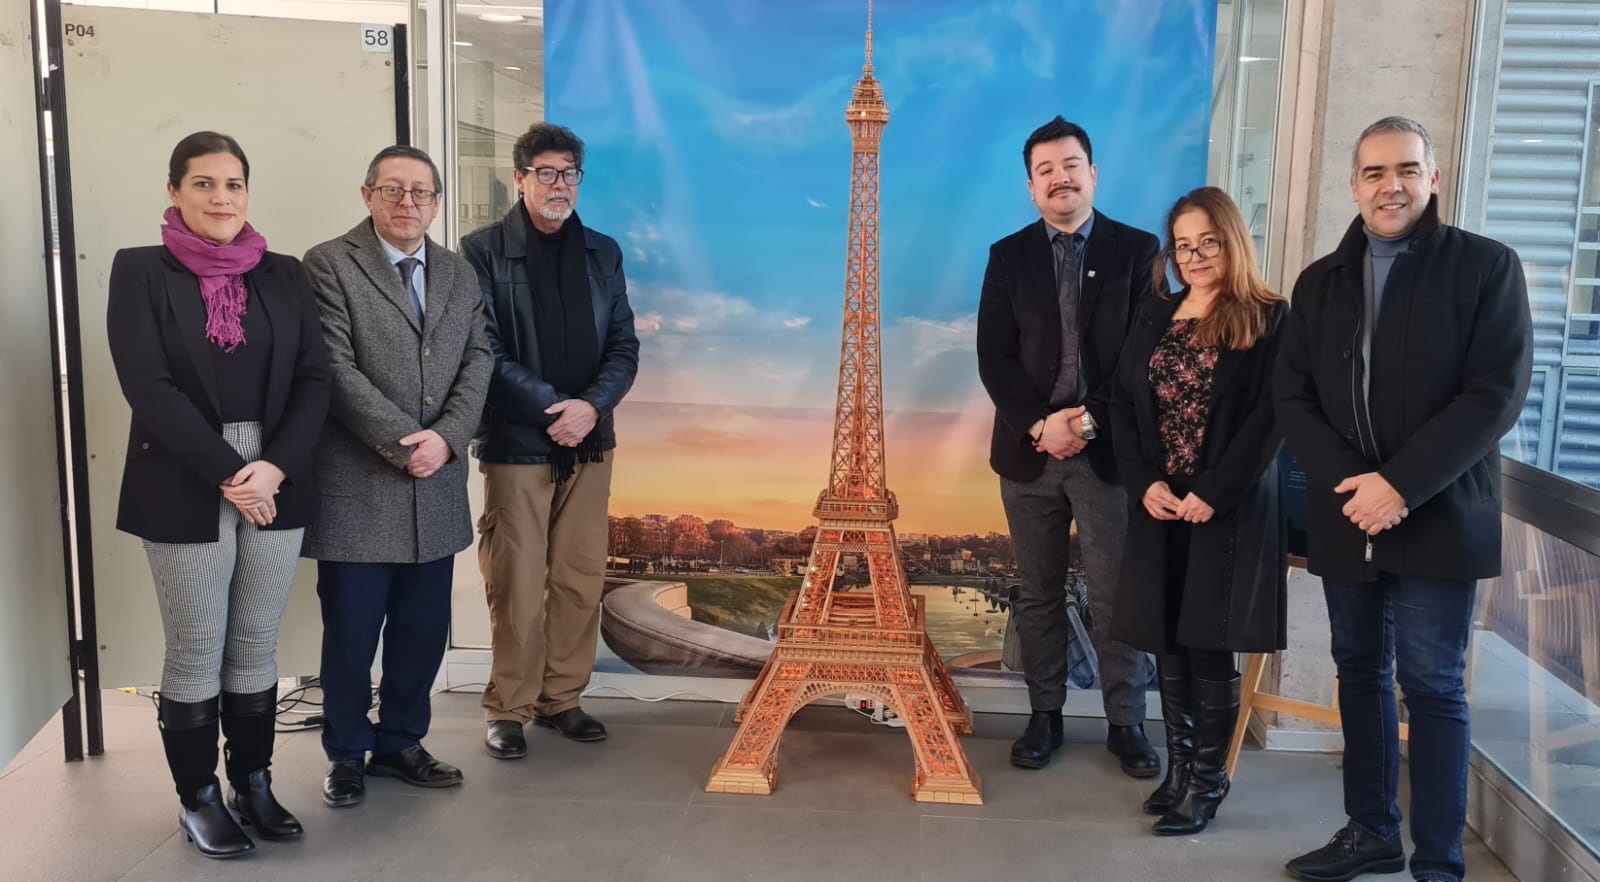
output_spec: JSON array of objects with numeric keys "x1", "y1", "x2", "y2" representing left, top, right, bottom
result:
[{"x1": 106, "y1": 246, "x2": 331, "y2": 543}]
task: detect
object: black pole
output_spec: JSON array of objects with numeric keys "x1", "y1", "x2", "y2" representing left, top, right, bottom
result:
[
  {"x1": 34, "y1": 0, "x2": 82, "y2": 764},
  {"x1": 393, "y1": 23, "x2": 411, "y2": 146},
  {"x1": 41, "y1": 0, "x2": 104, "y2": 758}
]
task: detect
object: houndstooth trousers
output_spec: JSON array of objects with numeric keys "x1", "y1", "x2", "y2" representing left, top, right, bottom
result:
[{"x1": 142, "y1": 422, "x2": 304, "y2": 702}]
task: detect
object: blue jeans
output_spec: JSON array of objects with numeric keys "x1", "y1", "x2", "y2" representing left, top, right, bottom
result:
[{"x1": 1323, "y1": 575, "x2": 1476, "y2": 882}]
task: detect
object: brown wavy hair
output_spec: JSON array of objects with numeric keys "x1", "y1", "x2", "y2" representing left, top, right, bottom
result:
[{"x1": 1154, "y1": 186, "x2": 1284, "y2": 350}]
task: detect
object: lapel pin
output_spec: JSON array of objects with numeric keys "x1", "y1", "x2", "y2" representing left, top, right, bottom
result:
[{"x1": 1087, "y1": 270, "x2": 1097, "y2": 278}]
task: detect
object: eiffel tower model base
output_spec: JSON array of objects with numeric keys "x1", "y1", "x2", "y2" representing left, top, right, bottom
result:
[{"x1": 705, "y1": 521, "x2": 983, "y2": 804}]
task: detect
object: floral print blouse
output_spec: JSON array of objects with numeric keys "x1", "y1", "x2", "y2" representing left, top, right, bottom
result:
[{"x1": 1149, "y1": 318, "x2": 1220, "y2": 477}]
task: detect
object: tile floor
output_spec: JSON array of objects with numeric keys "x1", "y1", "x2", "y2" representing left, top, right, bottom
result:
[{"x1": 0, "y1": 689, "x2": 1518, "y2": 882}]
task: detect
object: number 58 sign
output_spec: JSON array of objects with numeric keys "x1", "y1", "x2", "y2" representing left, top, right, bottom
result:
[{"x1": 360, "y1": 24, "x2": 393, "y2": 53}]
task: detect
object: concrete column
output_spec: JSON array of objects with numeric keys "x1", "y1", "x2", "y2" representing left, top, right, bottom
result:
[
  {"x1": 1280, "y1": 0, "x2": 1476, "y2": 286},
  {"x1": 1262, "y1": 0, "x2": 1476, "y2": 740}
]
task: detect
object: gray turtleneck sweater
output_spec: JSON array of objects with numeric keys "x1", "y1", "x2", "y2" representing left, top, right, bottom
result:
[{"x1": 1361, "y1": 227, "x2": 1412, "y2": 413}]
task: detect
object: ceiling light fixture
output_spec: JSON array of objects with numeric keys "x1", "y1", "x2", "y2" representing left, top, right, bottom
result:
[
  {"x1": 504, "y1": 65, "x2": 523, "y2": 71},
  {"x1": 480, "y1": 13, "x2": 526, "y2": 23},
  {"x1": 454, "y1": 40, "x2": 473, "y2": 46}
]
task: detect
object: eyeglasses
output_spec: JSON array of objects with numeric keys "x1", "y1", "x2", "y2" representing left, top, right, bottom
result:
[
  {"x1": 1166, "y1": 237, "x2": 1223, "y2": 263},
  {"x1": 523, "y1": 166, "x2": 585, "y2": 186},
  {"x1": 373, "y1": 185, "x2": 439, "y2": 206}
]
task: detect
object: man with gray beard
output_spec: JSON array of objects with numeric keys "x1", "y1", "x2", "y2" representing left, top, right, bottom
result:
[{"x1": 462, "y1": 123, "x2": 639, "y2": 760}]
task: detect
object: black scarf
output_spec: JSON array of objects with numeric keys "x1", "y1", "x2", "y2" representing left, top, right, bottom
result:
[{"x1": 521, "y1": 205, "x2": 604, "y2": 482}]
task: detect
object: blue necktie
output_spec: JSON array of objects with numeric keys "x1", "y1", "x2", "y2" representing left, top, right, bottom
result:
[{"x1": 397, "y1": 257, "x2": 423, "y2": 322}]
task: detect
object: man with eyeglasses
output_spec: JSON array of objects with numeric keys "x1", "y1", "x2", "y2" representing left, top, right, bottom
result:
[
  {"x1": 1276, "y1": 116, "x2": 1532, "y2": 882},
  {"x1": 976, "y1": 116, "x2": 1162, "y2": 775},
  {"x1": 464, "y1": 122, "x2": 639, "y2": 760},
  {"x1": 301, "y1": 145, "x2": 492, "y2": 806}
]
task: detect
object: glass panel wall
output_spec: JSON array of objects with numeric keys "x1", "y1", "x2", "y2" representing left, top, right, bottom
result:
[
  {"x1": 1462, "y1": 0, "x2": 1600, "y2": 485},
  {"x1": 452, "y1": 2, "x2": 541, "y2": 240},
  {"x1": 1473, "y1": 507, "x2": 1600, "y2": 855},
  {"x1": 1459, "y1": 0, "x2": 1600, "y2": 863},
  {"x1": 1209, "y1": 0, "x2": 1285, "y2": 269}
]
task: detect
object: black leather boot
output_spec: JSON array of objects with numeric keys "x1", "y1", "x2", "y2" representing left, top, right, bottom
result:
[
  {"x1": 1144, "y1": 654, "x2": 1194, "y2": 816},
  {"x1": 221, "y1": 687, "x2": 302, "y2": 840},
  {"x1": 159, "y1": 696, "x2": 254, "y2": 859},
  {"x1": 1009, "y1": 710, "x2": 1064, "y2": 769},
  {"x1": 1153, "y1": 674, "x2": 1239, "y2": 836}
]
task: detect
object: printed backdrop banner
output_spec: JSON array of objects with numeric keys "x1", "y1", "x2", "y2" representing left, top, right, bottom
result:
[{"x1": 542, "y1": 0, "x2": 1217, "y2": 679}]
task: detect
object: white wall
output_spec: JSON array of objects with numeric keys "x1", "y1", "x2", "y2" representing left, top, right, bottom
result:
[
  {"x1": 0, "y1": 0, "x2": 74, "y2": 767},
  {"x1": 61, "y1": 5, "x2": 397, "y2": 686}
]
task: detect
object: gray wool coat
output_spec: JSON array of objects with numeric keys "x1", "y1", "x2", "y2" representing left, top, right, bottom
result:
[{"x1": 300, "y1": 219, "x2": 492, "y2": 564}]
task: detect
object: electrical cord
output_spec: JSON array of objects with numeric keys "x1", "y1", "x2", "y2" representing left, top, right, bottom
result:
[
  {"x1": 436, "y1": 682, "x2": 740, "y2": 704},
  {"x1": 144, "y1": 679, "x2": 377, "y2": 734}
]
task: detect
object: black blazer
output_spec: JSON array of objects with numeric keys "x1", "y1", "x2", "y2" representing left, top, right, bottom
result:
[
  {"x1": 107, "y1": 246, "x2": 332, "y2": 543},
  {"x1": 977, "y1": 212, "x2": 1161, "y2": 483},
  {"x1": 1110, "y1": 295, "x2": 1288, "y2": 653}
]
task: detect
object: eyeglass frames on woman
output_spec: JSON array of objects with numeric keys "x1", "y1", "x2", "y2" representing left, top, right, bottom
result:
[
  {"x1": 1166, "y1": 237, "x2": 1223, "y2": 263},
  {"x1": 373, "y1": 185, "x2": 439, "y2": 206},
  {"x1": 523, "y1": 167, "x2": 585, "y2": 186}
]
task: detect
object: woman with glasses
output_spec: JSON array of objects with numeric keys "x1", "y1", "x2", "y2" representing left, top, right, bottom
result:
[
  {"x1": 106, "y1": 131, "x2": 330, "y2": 858},
  {"x1": 1108, "y1": 186, "x2": 1288, "y2": 836}
]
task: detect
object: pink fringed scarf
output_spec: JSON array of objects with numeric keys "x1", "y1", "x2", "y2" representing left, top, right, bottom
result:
[{"x1": 159, "y1": 206, "x2": 267, "y2": 352}]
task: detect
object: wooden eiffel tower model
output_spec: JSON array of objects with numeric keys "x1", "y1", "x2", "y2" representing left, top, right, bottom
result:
[{"x1": 704, "y1": 3, "x2": 981, "y2": 804}]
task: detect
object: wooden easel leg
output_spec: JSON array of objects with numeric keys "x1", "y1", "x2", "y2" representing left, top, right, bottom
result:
[{"x1": 1228, "y1": 652, "x2": 1269, "y2": 777}]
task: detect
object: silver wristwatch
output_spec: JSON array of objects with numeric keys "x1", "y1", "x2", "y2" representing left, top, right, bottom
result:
[{"x1": 1079, "y1": 412, "x2": 1097, "y2": 440}]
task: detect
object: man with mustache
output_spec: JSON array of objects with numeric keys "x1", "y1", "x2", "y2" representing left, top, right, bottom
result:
[
  {"x1": 302, "y1": 145, "x2": 492, "y2": 806},
  {"x1": 464, "y1": 123, "x2": 640, "y2": 759},
  {"x1": 1276, "y1": 116, "x2": 1532, "y2": 882},
  {"x1": 977, "y1": 116, "x2": 1162, "y2": 775}
]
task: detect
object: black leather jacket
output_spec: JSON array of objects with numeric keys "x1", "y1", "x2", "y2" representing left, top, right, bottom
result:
[{"x1": 460, "y1": 208, "x2": 639, "y2": 464}]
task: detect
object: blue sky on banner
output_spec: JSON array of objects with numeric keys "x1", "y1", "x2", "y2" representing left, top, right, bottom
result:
[{"x1": 545, "y1": 0, "x2": 1216, "y2": 412}]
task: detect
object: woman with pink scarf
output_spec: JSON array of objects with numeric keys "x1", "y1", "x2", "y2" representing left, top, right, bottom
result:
[{"x1": 106, "y1": 131, "x2": 329, "y2": 859}]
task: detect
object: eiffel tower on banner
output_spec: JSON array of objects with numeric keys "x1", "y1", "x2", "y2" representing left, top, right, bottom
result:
[{"x1": 705, "y1": 1, "x2": 982, "y2": 805}]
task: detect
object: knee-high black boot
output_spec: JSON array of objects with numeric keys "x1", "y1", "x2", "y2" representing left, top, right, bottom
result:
[
  {"x1": 1153, "y1": 674, "x2": 1239, "y2": 836},
  {"x1": 221, "y1": 686, "x2": 303, "y2": 841},
  {"x1": 158, "y1": 695, "x2": 254, "y2": 859},
  {"x1": 1143, "y1": 654, "x2": 1194, "y2": 816}
]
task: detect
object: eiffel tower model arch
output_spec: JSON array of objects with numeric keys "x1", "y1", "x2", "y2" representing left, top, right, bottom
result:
[{"x1": 704, "y1": 3, "x2": 982, "y2": 805}]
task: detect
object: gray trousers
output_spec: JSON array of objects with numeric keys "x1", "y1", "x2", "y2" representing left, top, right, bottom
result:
[
  {"x1": 142, "y1": 422, "x2": 303, "y2": 702},
  {"x1": 1000, "y1": 453, "x2": 1151, "y2": 724}
]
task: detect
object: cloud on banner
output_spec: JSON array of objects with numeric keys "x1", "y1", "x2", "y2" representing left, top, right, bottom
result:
[{"x1": 545, "y1": 0, "x2": 1216, "y2": 537}]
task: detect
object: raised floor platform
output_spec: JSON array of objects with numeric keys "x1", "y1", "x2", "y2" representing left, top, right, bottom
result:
[{"x1": 1, "y1": 690, "x2": 1517, "y2": 881}]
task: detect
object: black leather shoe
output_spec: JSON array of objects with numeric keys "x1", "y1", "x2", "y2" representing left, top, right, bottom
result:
[
  {"x1": 1107, "y1": 724, "x2": 1161, "y2": 778},
  {"x1": 367, "y1": 745, "x2": 464, "y2": 788},
  {"x1": 1286, "y1": 825, "x2": 1406, "y2": 882},
  {"x1": 180, "y1": 783, "x2": 255, "y2": 859},
  {"x1": 534, "y1": 707, "x2": 607, "y2": 742},
  {"x1": 486, "y1": 720, "x2": 528, "y2": 759},
  {"x1": 226, "y1": 769, "x2": 303, "y2": 840},
  {"x1": 322, "y1": 759, "x2": 366, "y2": 808},
  {"x1": 1009, "y1": 710, "x2": 1065, "y2": 769}
]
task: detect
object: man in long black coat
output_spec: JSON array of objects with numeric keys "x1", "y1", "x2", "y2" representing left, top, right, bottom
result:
[{"x1": 1275, "y1": 116, "x2": 1533, "y2": 882}]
